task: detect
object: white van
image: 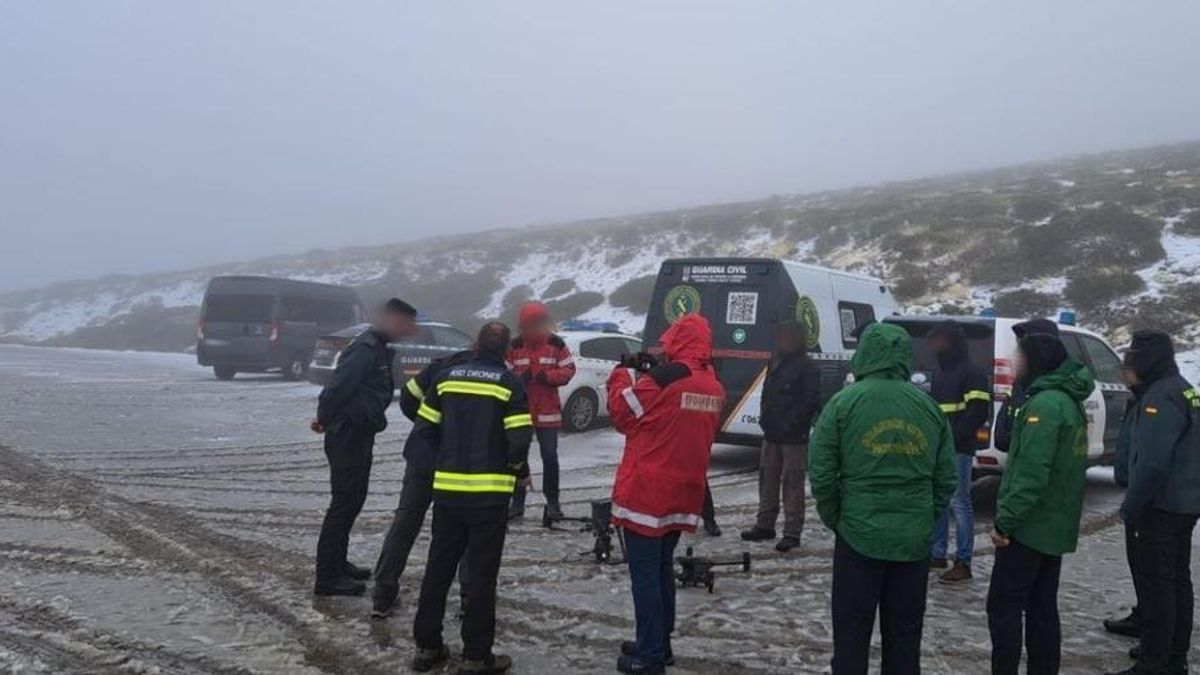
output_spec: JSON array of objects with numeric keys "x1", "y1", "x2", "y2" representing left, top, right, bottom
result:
[
  {"x1": 641, "y1": 258, "x2": 897, "y2": 445},
  {"x1": 884, "y1": 315, "x2": 1130, "y2": 474}
]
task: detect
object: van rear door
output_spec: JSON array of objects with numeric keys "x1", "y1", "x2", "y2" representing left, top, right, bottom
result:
[
  {"x1": 199, "y1": 291, "x2": 277, "y2": 365},
  {"x1": 644, "y1": 260, "x2": 783, "y2": 443}
]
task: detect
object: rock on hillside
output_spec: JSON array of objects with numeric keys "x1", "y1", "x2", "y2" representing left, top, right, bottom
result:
[{"x1": 3, "y1": 141, "x2": 1200, "y2": 355}]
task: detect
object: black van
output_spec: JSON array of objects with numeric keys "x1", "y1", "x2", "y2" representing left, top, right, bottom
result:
[{"x1": 197, "y1": 276, "x2": 363, "y2": 381}]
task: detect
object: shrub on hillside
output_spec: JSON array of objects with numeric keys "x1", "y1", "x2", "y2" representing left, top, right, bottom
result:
[
  {"x1": 545, "y1": 292, "x2": 605, "y2": 321},
  {"x1": 890, "y1": 262, "x2": 930, "y2": 301},
  {"x1": 1177, "y1": 210, "x2": 1200, "y2": 236},
  {"x1": 1064, "y1": 270, "x2": 1145, "y2": 311},
  {"x1": 542, "y1": 279, "x2": 575, "y2": 299},
  {"x1": 992, "y1": 289, "x2": 1061, "y2": 318},
  {"x1": 1010, "y1": 194, "x2": 1060, "y2": 222},
  {"x1": 609, "y1": 274, "x2": 657, "y2": 311}
]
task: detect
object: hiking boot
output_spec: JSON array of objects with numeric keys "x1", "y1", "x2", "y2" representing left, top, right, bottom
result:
[
  {"x1": 457, "y1": 653, "x2": 512, "y2": 674},
  {"x1": 1104, "y1": 609, "x2": 1142, "y2": 638},
  {"x1": 703, "y1": 520, "x2": 722, "y2": 537},
  {"x1": 371, "y1": 585, "x2": 397, "y2": 620},
  {"x1": 775, "y1": 536, "x2": 801, "y2": 553},
  {"x1": 343, "y1": 561, "x2": 372, "y2": 581},
  {"x1": 411, "y1": 645, "x2": 450, "y2": 672},
  {"x1": 621, "y1": 640, "x2": 674, "y2": 666},
  {"x1": 740, "y1": 527, "x2": 776, "y2": 542},
  {"x1": 508, "y1": 505, "x2": 525, "y2": 522},
  {"x1": 617, "y1": 654, "x2": 666, "y2": 674},
  {"x1": 545, "y1": 503, "x2": 565, "y2": 521},
  {"x1": 939, "y1": 561, "x2": 972, "y2": 583},
  {"x1": 929, "y1": 557, "x2": 948, "y2": 570},
  {"x1": 313, "y1": 578, "x2": 366, "y2": 597}
]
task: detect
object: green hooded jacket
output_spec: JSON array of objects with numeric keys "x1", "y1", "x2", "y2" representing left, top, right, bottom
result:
[
  {"x1": 809, "y1": 323, "x2": 957, "y2": 562},
  {"x1": 994, "y1": 358, "x2": 1094, "y2": 556}
]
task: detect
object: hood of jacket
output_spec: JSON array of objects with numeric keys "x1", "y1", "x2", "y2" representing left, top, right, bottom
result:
[
  {"x1": 1027, "y1": 357, "x2": 1095, "y2": 402},
  {"x1": 662, "y1": 314, "x2": 713, "y2": 365},
  {"x1": 1125, "y1": 329, "x2": 1179, "y2": 387},
  {"x1": 850, "y1": 323, "x2": 912, "y2": 382}
]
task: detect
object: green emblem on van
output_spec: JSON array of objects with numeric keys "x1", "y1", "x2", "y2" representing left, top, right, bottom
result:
[
  {"x1": 732, "y1": 328, "x2": 747, "y2": 344},
  {"x1": 795, "y1": 296, "x2": 820, "y2": 349},
  {"x1": 664, "y1": 285, "x2": 701, "y2": 323}
]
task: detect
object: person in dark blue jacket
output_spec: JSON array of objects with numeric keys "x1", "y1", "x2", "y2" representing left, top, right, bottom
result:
[
  {"x1": 371, "y1": 348, "x2": 474, "y2": 619},
  {"x1": 1108, "y1": 330, "x2": 1200, "y2": 675},
  {"x1": 927, "y1": 320, "x2": 992, "y2": 583},
  {"x1": 310, "y1": 298, "x2": 418, "y2": 597}
]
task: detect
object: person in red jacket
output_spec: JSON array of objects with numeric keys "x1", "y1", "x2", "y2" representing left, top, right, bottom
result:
[
  {"x1": 607, "y1": 314, "x2": 725, "y2": 674},
  {"x1": 506, "y1": 302, "x2": 576, "y2": 520}
]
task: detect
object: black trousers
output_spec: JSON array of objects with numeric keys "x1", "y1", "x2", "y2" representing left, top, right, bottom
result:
[
  {"x1": 1124, "y1": 523, "x2": 1143, "y2": 625},
  {"x1": 831, "y1": 538, "x2": 929, "y2": 675},
  {"x1": 373, "y1": 463, "x2": 468, "y2": 600},
  {"x1": 512, "y1": 428, "x2": 560, "y2": 508},
  {"x1": 1132, "y1": 508, "x2": 1198, "y2": 674},
  {"x1": 414, "y1": 504, "x2": 508, "y2": 661},
  {"x1": 702, "y1": 482, "x2": 717, "y2": 525},
  {"x1": 315, "y1": 425, "x2": 374, "y2": 586},
  {"x1": 986, "y1": 539, "x2": 1063, "y2": 675}
]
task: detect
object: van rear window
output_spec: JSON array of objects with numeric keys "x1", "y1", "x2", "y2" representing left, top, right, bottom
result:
[
  {"x1": 203, "y1": 294, "x2": 274, "y2": 323},
  {"x1": 890, "y1": 320, "x2": 995, "y2": 377}
]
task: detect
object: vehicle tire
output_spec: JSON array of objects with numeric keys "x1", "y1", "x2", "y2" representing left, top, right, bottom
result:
[
  {"x1": 563, "y1": 388, "x2": 599, "y2": 432},
  {"x1": 214, "y1": 365, "x2": 237, "y2": 381},
  {"x1": 283, "y1": 355, "x2": 308, "y2": 381}
]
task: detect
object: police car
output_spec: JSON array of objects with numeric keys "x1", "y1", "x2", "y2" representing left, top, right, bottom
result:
[
  {"x1": 556, "y1": 321, "x2": 643, "y2": 432},
  {"x1": 307, "y1": 320, "x2": 473, "y2": 387},
  {"x1": 884, "y1": 312, "x2": 1130, "y2": 474}
]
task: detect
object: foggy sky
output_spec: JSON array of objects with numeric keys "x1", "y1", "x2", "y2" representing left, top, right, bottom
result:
[{"x1": 2, "y1": 1, "x2": 1198, "y2": 292}]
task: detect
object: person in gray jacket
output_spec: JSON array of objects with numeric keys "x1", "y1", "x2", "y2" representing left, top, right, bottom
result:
[{"x1": 1109, "y1": 330, "x2": 1200, "y2": 675}]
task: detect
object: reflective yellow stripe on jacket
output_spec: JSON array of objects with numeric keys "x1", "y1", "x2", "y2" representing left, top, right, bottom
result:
[
  {"x1": 417, "y1": 402, "x2": 442, "y2": 424},
  {"x1": 940, "y1": 389, "x2": 992, "y2": 414},
  {"x1": 504, "y1": 413, "x2": 533, "y2": 429},
  {"x1": 405, "y1": 377, "x2": 425, "y2": 400},
  {"x1": 436, "y1": 380, "x2": 512, "y2": 402},
  {"x1": 432, "y1": 470, "x2": 517, "y2": 494}
]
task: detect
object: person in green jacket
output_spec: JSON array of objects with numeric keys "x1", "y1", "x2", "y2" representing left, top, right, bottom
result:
[
  {"x1": 810, "y1": 322, "x2": 957, "y2": 675},
  {"x1": 986, "y1": 319, "x2": 1093, "y2": 675}
]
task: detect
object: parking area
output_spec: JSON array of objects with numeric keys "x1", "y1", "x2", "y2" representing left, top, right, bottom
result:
[{"x1": 0, "y1": 344, "x2": 1175, "y2": 673}]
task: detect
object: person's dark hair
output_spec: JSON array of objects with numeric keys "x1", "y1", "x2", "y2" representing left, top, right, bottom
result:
[
  {"x1": 382, "y1": 298, "x2": 418, "y2": 317},
  {"x1": 476, "y1": 321, "x2": 511, "y2": 358}
]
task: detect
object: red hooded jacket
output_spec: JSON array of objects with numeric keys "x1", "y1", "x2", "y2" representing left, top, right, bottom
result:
[
  {"x1": 507, "y1": 332, "x2": 576, "y2": 429},
  {"x1": 607, "y1": 314, "x2": 725, "y2": 537}
]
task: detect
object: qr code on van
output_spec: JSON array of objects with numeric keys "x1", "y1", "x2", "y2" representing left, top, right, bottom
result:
[{"x1": 726, "y1": 292, "x2": 759, "y2": 325}]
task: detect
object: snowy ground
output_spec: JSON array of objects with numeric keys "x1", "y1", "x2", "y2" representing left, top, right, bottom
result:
[{"x1": 0, "y1": 344, "x2": 1191, "y2": 674}]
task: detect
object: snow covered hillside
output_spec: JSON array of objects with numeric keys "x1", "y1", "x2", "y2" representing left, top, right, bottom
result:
[{"x1": 3, "y1": 141, "x2": 1200, "y2": 358}]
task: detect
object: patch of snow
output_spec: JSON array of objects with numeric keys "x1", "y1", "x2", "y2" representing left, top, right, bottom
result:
[
  {"x1": 1055, "y1": 179, "x2": 1076, "y2": 188},
  {"x1": 1133, "y1": 213, "x2": 1200, "y2": 301}
]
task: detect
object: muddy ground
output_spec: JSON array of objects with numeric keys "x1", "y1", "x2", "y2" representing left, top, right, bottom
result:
[{"x1": 0, "y1": 344, "x2": 1186, "y2": 673}]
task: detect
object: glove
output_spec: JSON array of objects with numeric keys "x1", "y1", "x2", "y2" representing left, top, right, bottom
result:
[
  {"x1": 520, "y1": 370, "x2": 533, "y2": 385},
  {"x1": 535, "y1": 371, "x2": 551, "y2": 385},
  {"x1": 620, "y1": 352, "x2": 659, "y2": 373}
]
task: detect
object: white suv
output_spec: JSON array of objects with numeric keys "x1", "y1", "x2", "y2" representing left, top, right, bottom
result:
[
  {"x1": 885, "y1": 315, "x2": 1130, "y2": 474},
  {"x1": 555, "y1": 329, "x2": 643, "y2": 432}
]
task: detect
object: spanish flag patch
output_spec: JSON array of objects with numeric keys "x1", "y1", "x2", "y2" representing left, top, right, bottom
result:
[{"x1": 1145, "y1": 406, "x2": 1159, "y2": 416}]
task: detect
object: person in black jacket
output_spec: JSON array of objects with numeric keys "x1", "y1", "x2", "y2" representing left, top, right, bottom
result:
[
  {"x1": 927, "y1": 320, "x2": 992, "y2": 583},
  {"x1": 1108, "y1": 330, "x2": 1200, "y2": 675},
  {"x1": 411, "y1": 321, "x2": 534, "y2": 674},
  {"x1": 310, "y1": 298, "x2": 418, "y2": 597},
  {"x1": 371, "y1": 348, "x2": 475, "y2": 619},
  {"x1": 740, "y1": 320, "x2": 821, "y2": 552}
]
